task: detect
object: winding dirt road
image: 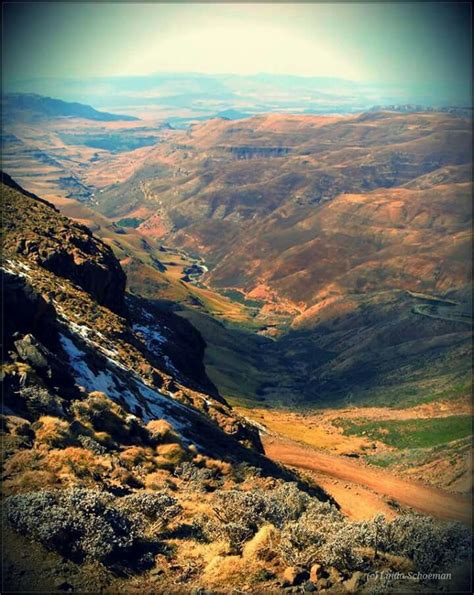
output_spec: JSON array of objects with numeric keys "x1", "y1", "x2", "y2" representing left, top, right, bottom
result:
[{"x1": 263, "y1": 435, "x2": 472, "y2": 525}]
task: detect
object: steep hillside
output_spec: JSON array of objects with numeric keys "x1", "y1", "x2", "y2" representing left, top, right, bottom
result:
[{"x1": 1, "y1": 177, "x2": 263, "y2": 447}]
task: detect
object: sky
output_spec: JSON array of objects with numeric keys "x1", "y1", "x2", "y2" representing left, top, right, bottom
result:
[{"x1": 2, "y1": 2, "x2": 472, "y2": 99}]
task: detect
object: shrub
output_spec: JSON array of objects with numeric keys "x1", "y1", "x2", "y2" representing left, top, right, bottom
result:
[
  {"x1": 6, "y1": 489, "x2": 134, "y2": 564},
  {"x1": 77, "y1": 434, "x2": 107, "y2": 455},
  {"x1": 3, "y1": 470, "x2": 59, "y2": 494},
  {"x1": 109, "y1": 466, "x2": 142, "y2": 489},
  {"x1": 155, "y1": 443, "x2": 191, "y2": 470},
  {"x1": 1, "y1": 415, "x2": 33, "y2": 438},
  {"x1": 242, "y1": 524, "x2": 280, "y2": 561},
  {"x1": 208, "y1": 482, "x2": 314, "y2": 552},
  {"x1": 174, "y1": 461, "x2": 216, "y2": 492},
  {"x1": 213, "y1": 482, "x2": 312, "y2": 530},
  {"x1": 71, "y1": 392, "x2": 147, "y2": 444},
  {"x1": 17, "y1": 386, "x2": 65, "y2": 417},
  {"x1": 119, "y1": 446, "x2": 155, "y2": 471},
  {"x1": 144, "y1": 470, "x2": 176, "y2": 491},
  {"x1": 3, "y1": 449, "x2": 44, "y2": 476},
  {"x1": 116, "y1": 492, "x2": 182, "y2": 535},
  {"x1": 5, "y1": 488, "x2": 180, "y2": 568},
  {"x1": 44, "y1": 447, "x2": 111, "y2": 482},
  {"x1": 279, "y1": 508, "x2": 472, "y2": 575},
  {"x1": 376, "y1": 514, "x2": 471, "y2": 573},
  {"x1": 194, "y1": 454, "x2": 233, "y2": 477}
]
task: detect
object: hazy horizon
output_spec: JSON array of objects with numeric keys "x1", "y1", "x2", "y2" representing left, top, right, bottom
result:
[{"x1": 3, "y1": 2, "x2": 472, "y2": 107}]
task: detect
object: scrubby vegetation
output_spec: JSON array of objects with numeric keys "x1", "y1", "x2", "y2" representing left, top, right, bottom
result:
[
  {"x1": 6, "y1": 488, "x2": 180, "y2": 569},
  {"x1": 2, "y1": 390, "x2": 471, "y2": 592}
]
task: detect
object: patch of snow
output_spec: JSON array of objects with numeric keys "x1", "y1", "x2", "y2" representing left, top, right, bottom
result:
[
  {"x1": 59, "y1": 334, "x2": 123, "y2": 398},
  {"x1": 133, "y1": 322, "x2": 167, "y2": 351},
  {"x1": 59, "y1": 331, "x2": 192, "y2": 433},
  {"x1": 54, "y1": 308, "x2": 125, "y2": 368},
  {"x1": 163, "y1": 355, "x2": 180, "y2": 377},
  {"x1": 1, "y1": 259, "x2": 31, "y2": 279}
]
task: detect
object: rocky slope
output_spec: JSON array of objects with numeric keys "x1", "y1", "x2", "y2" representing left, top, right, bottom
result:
[{"x1": 1, "y1": 175, "x2": 277, "y2": 451}]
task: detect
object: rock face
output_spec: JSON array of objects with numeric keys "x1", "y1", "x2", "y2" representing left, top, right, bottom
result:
[
  {"x1": 2, "y1": 173, "x2": 127, "y2": 316},
  {"x1": 2, "y1": 272, "x2": 57, "y2": 351}
]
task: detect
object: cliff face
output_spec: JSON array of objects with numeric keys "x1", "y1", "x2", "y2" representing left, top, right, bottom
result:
[{"x1": 1, "y1": 176, "x2": 262, "y2": 452}]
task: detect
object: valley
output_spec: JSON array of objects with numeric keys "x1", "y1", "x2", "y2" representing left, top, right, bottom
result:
[
  {"x1": 2, "y1": 97, "x2": 472, "y2": 567},
  {"x1": 2, "y1": 1, "x2": 473, "y2": 591}
]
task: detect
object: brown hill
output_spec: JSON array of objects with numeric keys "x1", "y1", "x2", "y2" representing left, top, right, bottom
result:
[{"x1": 87, "y1": 112, "x2": 472, "y2": 407}]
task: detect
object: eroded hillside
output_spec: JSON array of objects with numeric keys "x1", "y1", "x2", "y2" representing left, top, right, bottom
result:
[{"x1": 81, "y1": 111, "x2": 472, "y2": 407}]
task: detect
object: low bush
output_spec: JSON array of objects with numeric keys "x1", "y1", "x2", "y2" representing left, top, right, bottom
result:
[
  {"x1": 70, "y1": 392, "x2": 148, "y2": 444},
  {"x1": 44, "y1": 447, "x2": 111, "y2": 483},
  {"x1": 207, "y1": 482, "x2": 313, "y2": 552},
  {"x1": 146, "y1": 419, "x2": 180, "y2": 444},
  {"x1": 372, "y1": 513, "x2": 471, "y2": 573},
  {"x1": 144, "y1": 470, "x2": 176, "y2": 491},
  {"x1": 155, "y1": 443, "x2": 191, "y2": 470},
  {"x1": 17, "y1": 386, "x2": 65, "y2": 417},
  {"x1": 174, "y1": 461, "x2": 216, "y2": 492},
  {"x1": 119, "y1": 446, "x2": 155, "y2": 471},
  {"x1": 5, "y1": 488, "x2": 180, "y2": 568}
]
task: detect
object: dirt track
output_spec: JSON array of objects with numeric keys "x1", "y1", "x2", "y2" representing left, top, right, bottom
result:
[{"x1": 263, "y1": 435, "x2": 472, "y2": 525}]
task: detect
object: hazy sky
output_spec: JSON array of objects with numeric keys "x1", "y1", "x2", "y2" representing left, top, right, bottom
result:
[{"x1": 3, "y1": 2, "x2": 472, "y2": 90}]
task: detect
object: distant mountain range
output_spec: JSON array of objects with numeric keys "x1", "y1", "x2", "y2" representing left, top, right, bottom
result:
[
  {"x1": 369, "y1": 104, "x2": 473, "y2": 118},
  {"x1": 2, "y1": 93, "x2": 139, "y2": 122},
  {"x1": 6, "y1": 73, "x2": 470, "y2": 120}
]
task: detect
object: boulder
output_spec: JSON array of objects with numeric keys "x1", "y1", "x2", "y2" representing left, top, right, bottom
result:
[
  {"x1": 14, "y1": 334, "x2": 49, "y2": 369},
  {"x1": 310, "y1": 563, "x2": 324, "y2": 583},
  {"x1": 344, "y1": 571, "x2": 365, "y2": 592},
  {"x1": 282, "y1": 566, "x2": 310, "y2": 586}
]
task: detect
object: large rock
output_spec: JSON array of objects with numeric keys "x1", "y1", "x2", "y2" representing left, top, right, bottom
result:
[
  {"x1": 344, "y1": 571, "x2": 365, "y2": 593},
  {"x1": 14, "y1": 334, "x2": 49, "y2": 369},
  {"x1": 282, "y1": 566, "x2": 310, "y2": 587}
]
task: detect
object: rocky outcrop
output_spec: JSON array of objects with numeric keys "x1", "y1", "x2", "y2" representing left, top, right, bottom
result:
[
  {"x1": 2, "y1": 175, "x2": 126, "y2": 315},
  {"x1": 222, "y1": 145, "x2": 292, "y2": 159},
  {"x1": 2, "y1": 272, "x2": 57, "y2": 351}
]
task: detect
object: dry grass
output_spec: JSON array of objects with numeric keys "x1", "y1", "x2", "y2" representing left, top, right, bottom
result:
[
  {"x1": 33, "y1": 416, "x2": 72, "y2": 449},
  {"x1": 242, "y1": 524, "x2": 280, "y2": 562},
  {"x1": 119, "y1": 446, "x2": 155, "y2": 471},
  {"x1": 44, "y1": 447, "x2": 112, "y2": 483},
  {"x1": 3, "y1": 470, "x2": 59, "y2": 494},
  {"x1": 146, "y1": 419, "x2": 179, "y2": 444},
  {"x1": 144, "y1": 470, "x2": 176, "y2": 491},
  {"x1": 155, "y1": 443, "x2": 191, "y2": 470}
]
